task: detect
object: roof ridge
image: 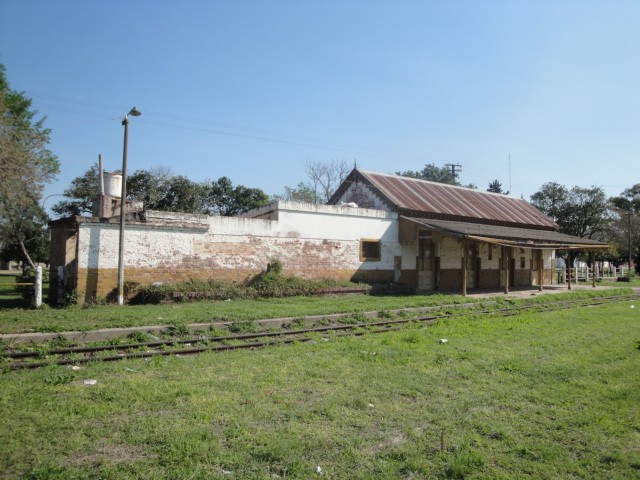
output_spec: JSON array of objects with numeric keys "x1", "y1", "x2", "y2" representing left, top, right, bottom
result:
[{"x1": 356, "y1": 168, "x2": 522, "y2": 200}]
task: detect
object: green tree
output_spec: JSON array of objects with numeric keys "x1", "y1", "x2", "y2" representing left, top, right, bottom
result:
[
  {"x1": 397, "y1": 164, "x2": 458, "y2": 185},
  {"x1": 487, "y1": 179, "x2": 508, "y2": 194},
  {"x1": 275, "y1": 182, "x2": 317, "y2": 203},
  {"x1": 52, "y1": 163, "x2": 100, "y2": 216},
  {"x1": 396, "y1": 163, "x2": 477, "y2": 189},
  {"x1": 156, "y1": 175, "x2": 204, "y2": 213},
  {"x1": 608, "y1": 184, "x2": 640, "y2": 271},
  {"x1": 127, "y1": 166, "x2": 173, "y2": 209},
  {"x1": 610, "y1": 184, "x2": 640, "y2": 214},
  {"x1": 0, "y1": 64, "x2": 59, "y2": 266},
  {"x1": 202, "y1": 177, "x2": 269, "y2": 216},
  {"x1": 530, "y1": 183, "x2": 611, "y2": 239}
]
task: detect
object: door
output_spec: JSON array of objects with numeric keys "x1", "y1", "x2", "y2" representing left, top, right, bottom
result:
[
  {"x1": 417, "y1": 231, "x2": 434, "y2": 291},
  {"x1": 509, "y1": 258, "x2": 516, "y2": 287}
]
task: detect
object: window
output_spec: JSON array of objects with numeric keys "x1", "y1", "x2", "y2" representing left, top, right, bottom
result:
[
  {"x1": 520, "y1": 257, "x2": 526, "y2": 269},
  {"x1": 488, "y1": 244, "x2": 493, "y2": 261},
  {"x1": 360, "y1": 240, "x2": 381, "y2": 261}
]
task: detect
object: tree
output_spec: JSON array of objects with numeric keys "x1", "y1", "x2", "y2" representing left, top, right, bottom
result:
[
  {"x1": 530, "y1": 183, "x2": 611, "y2": 239},
  {"x1": 276, "y1": 182, "x2": 317, "y2": 203},
  {"x1": 156, "y1": 175, "x2": 204, "y2": 213},
  {"x1": 396, "y1": 163, "x2": 477, "y2": 189},
  {"x1": 610, "y1": 184, "x2": 640, "y2": 214},
  {"x1": 202, "y1": 177, "x2": 269, "y2": 216},
  {"x1": 397, "y1": 164, "x2": 458, "y2": 185},
  {"x1": 305, "y1": 159, "x2": 350, "y2": 203},
  {"x1": 52, "y1": 163, "x2": 100, "y2": 216},
  {"x1": 608, "y1": 184, "x2": 640, "y2": 271},
  {"x1": 0, "y1": 64, "x2": 59, "y2": 267},
  {"x1": 278, "y1": 159, "x2": 349, "y2": 204},
  {"x1": 127, "y1": 166, "x2": 173, "y2": 210},
  {"x1": 55, "y1": 165, "x2": 269, "y2": 218},
  {"x1": 487, "y1": 179, "x2": 508, "y2": 194},
  {"x1": 0, "y1": 203, "x2": 50, "y2": 265}
]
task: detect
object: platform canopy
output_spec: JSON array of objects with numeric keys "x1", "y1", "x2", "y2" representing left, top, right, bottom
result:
[{"x1": 402, "y1": 217, "x2": 609, "y2": 251}]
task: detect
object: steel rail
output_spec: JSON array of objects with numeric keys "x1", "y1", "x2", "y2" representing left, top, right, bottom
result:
[{"x1": 4, "y1": 294, "x2": 636, "y2": 370}]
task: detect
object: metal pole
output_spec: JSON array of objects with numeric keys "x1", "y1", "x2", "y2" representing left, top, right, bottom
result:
[
  {"x1": 628, "y1": 212, "x2": 633, "y2": 274},
  {"x1": 117, "y1": 116, "x2": 129, "y2": 306}
]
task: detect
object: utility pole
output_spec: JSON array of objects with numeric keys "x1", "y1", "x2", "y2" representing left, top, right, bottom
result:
[
  {"x1": 444, "y1": 163, "x2": 462, "y2": 182},
  {"x1": 627, "y1": 212, "x2": 633, "y2": 273}
]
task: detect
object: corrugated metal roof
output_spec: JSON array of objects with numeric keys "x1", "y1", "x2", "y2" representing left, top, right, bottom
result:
[
  {"x1": 403, "y1": 217, "x2": 609, "y2": 250},
  {"x1": 355, "y1": 170, "x2": 557, "y2": 229}
]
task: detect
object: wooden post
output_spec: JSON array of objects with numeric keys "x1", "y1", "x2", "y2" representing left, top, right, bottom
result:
[
  {"x1": 567, "y1": 251, "x2": 572, "y2": 290},
  {"x1": 591, "y1": 251, "x2": 596, "y2": 288},
  {"x1": 503, "y1": 248, "x2": 509, "y2": 294},
  {"x1": 538, "y1": 257, "x2": 543, "y2": 292},
  {"x1": 461, "y1": 242, "x2": 467, "y2": 296}
]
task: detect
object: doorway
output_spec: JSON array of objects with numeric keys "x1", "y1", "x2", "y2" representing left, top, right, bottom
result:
[{"x1": 417, "y1": 231, "x2": 434, "y2": 291}]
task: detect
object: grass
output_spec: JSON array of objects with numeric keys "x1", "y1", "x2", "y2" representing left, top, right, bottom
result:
[
  {"x1": 1, "y1": 298, "x2": 639, "y2": 479},
  {"x1": 0, "y1": 283, "x2": 635, "y2": 335},
  {"x1": 0, "y1": 271, "x2": 50, "y2": 309}
]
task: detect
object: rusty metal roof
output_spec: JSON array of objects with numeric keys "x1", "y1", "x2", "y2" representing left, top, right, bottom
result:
[
  {"x1": 402, "y1": 217, "x2": 609, "y2": 250},
  {"x1": 339, "y1": 169, "x2": 557, "y2": 229}
]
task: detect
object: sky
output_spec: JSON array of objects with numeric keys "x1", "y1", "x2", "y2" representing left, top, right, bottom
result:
[{"x1": 1, "y1": 1, "x2": 639, "y2": 216}]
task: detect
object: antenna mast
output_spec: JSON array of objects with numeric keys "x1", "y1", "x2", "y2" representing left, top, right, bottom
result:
[{"x1": 508, "y1": 153, "x2": 512, "y2": 194}]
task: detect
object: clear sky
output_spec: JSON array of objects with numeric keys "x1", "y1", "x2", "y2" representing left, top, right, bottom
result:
[{"x1": 1, "y1": 1, "x2": 638, "y2": 215}]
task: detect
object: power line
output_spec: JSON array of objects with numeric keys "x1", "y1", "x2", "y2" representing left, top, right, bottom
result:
[{"x1": 27, "y1": 91, "x2": 425, "y2": 163}]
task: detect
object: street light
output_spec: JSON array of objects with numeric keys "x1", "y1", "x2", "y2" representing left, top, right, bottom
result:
[{"x1": 117, "y1": 107, "x2": 141, "y2": 306}]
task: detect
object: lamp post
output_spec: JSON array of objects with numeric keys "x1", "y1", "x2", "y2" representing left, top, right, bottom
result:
[
  {"x1": 117, "y1": 107, "x2": 141, "y2": 306},
  {"x1": 627, "y1": 211, "x2": 633, "y2": 274}
]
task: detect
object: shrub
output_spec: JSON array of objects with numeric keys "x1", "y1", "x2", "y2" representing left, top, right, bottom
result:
[
  {"x1": 130, "y1": 283, "x2": 173, "y2": 304},
  {"x1": 16, "y1": 267, "x2": 36, "y2": 306}
]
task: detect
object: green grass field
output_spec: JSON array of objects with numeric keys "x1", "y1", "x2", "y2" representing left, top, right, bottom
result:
[{"x1": 1, "y1": 298, "x2": 638, "y2": 479}]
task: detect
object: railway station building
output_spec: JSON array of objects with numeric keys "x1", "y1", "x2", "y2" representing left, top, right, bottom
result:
[{"x1": 49, "y1": 168, "x2": 608, "y2": 304}]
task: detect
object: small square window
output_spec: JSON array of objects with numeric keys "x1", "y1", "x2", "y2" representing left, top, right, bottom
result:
[{"x1": 360, "y1": 240, "x2": 381, "y2": 261}]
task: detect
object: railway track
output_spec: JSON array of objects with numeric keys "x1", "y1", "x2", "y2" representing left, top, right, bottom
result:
[{"x1": 2, "y1": 293, "x2": 636, "y2": 370}]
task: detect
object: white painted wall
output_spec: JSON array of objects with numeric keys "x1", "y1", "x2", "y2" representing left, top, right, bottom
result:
[{"x1": 77, "y1": 202, "x2": 400, "y2": 274}]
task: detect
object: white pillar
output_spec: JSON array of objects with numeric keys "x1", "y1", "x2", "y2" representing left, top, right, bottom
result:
[{"x1": 34, "y1": 266, "x2": 42, "y2": 308}]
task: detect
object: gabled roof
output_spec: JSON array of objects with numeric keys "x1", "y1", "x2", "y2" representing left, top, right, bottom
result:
[{"x1": 329, "y1": 169, "x2": 557, "y2": 230}]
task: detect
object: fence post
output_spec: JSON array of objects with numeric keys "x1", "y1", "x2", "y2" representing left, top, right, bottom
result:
[{"x1": 34, "y1": 265, "x2": 42, "y2": 308}]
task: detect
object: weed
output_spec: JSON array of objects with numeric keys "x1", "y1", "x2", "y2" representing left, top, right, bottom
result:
[
  {"x1": 443, "y1": 447, "x2": 485, "y2": 479},
  {"x1": 166, "y1": 324, "x2": 190, "y2": 337},
  {"x1": 127, "y1": 331, "x2": 157, "y2": 343},
  {"x1": 58, "y1": 290, "x2": 78, "y2": 308},
  {"x1": 377, "y1": 309, "x2": 393, "y2": 319},
  {"x1": 228, "y1": 320, "x2": 258, "y2": 333},
  {"x1": 284, "y1": 317, "x2": 307, "y2": 329},
  {"x1": 44, "y1": 373, "x2": 75, "y2": 386},
  {"x1": 499, "y1": 363, "x2": 521, "y2": 372}
]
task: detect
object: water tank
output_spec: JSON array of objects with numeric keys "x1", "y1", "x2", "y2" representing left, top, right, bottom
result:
[{"x1": 104, "y1": 172, "x2": 122, "y2": 197}]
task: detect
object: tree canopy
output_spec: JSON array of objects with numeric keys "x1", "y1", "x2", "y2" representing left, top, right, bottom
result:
[
  {"x1": 396, "y1": 163, "x2": 477, "y2": 189},
  {"x1": 530, "y1": 183, "x2": 611, "y2": 239},
  {"x1": 0, "y1": 64, "x2": 59, "y2": 266},
  {"x1": 487, "y1": 179, "x2": 508, "y2": 194},
  {"x1": 53, "y1": 165, "x2": 269, "y2": 217}
]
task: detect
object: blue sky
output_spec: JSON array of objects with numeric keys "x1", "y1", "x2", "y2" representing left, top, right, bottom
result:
[{"x1": 1, "y1": 1, "x2": 638, "y2": 214}]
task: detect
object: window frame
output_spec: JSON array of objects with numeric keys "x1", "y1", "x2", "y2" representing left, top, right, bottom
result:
[{"x1": 360, "y1": 239, "x2": 382, "y2": 262}]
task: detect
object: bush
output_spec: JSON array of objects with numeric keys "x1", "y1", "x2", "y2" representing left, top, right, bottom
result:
[
  {"x1": 15, "y1": 268, "x2": 35, "y2": 305},
  {"x1": 122, "y1": 259, "x2": 377, "y2": 305},
  {"x1": 130, "y1": 283, "x2": 173, "y2": 304}
]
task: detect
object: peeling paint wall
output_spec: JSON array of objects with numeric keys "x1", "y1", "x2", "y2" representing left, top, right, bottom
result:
[{"x1": 72, "y1": 202, "x2": 400, "y2": 301}]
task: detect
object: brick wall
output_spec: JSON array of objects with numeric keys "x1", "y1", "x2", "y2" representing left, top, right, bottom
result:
[{"x1": 68, "y1": 203, "x2": 400, "y2": 302}]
